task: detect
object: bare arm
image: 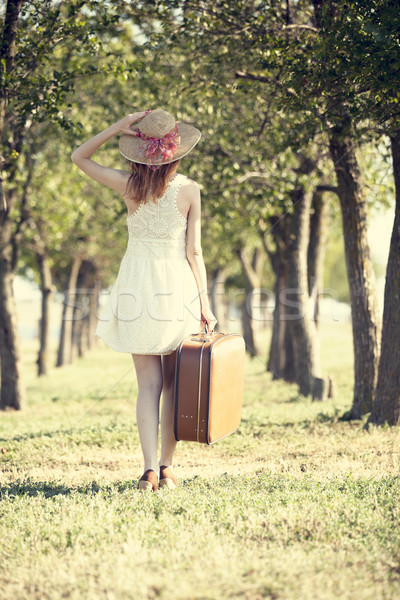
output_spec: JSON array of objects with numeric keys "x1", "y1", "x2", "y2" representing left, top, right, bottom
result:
[
  {"x1": 70, "y1": 111, "x2": 148, "y2": 195},
  {"x1": 185, "y1": 181, "x2": 217, "y2": 328}
]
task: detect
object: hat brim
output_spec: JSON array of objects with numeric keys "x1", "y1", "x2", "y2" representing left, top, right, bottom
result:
[{"x1": 119, "y1": 122, "x2": 201, "y2": 165}]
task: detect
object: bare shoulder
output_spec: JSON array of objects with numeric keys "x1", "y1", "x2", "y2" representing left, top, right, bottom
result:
[
  {"x1": 180, "y1": 177, "x2": 201, "y2": 204},
  {"x1": 176, "y1": 176, "x2": 200, "y2": 219},
  {"x1": 118, "y1": 170, "x2": 133, "y2": 198}
]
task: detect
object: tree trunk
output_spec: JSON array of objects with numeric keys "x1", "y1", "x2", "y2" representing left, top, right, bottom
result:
[
  {"x1": 0, "y1": 0, "x2": 25, "y2": 137},
  {"x1": 87, "y1": 279, "x2": 101, "y2": 350},
  {"x1": 36, "y1": 250, "x2": 53, "y2": 376},
  {"x1": 307, "y1": 188, "x2": 330, "y2": 324},
  {"x1": 285, "y1": 185, "x2": 321, "y2": 396},
  {"x1": 237, "y1": 247, "x2": 262, "y2": 357},
  {"x1": 209, "y1": 266, "x2": 228, "y2": 332},
  {"x1": 368, "y1": 130, "x2": 400, "y2": 426},
  {"x1": 56, "y1": 254, "x2": 83, "y2": 367},
  {"x1": 268, "y1": 260, "x2": 286, "y2": 377},
  {"x1": 71, "y1": 306, "x2": 86, "y2": 359},
  {"x1": 71, "y1": 260, "x2": 97, "y2": 359},
  {"x1": 0, "y1": 181, "x2": 25, "y2": 410},
  {"x1": 261, "y1": 218, "x2": 297, "y2": 381},
  {"x1": 71, "y1": 266, "x2": 87, "y2": 360},
  {"x1": 281, "y1": 319, "x2": 296, "y2": 383},
  {"x1": 0, "y1": 2, "x2": 31, "y2": 410},
  {"x1": 0, "y1": 260, "x2": 25, "y2": 410},
  {"x1": 267, "y1": 260, "x2": 296, "y2": 382},
  {"x1": 329, "y1": 115, "x2": 380, "y2": 418},
  {"x1": 312, "y1": 376, "x2": 328, "y2": 401},
  {"x1": 240, "y1": 295, "x2": 257, "y2": 357}
]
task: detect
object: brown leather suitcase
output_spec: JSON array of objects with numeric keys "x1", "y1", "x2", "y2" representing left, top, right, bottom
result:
[{"x1": 173, "y1": 328, "x2": 245, "y2": 444}]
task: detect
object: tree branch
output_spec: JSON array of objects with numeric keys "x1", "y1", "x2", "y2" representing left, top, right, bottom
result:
[
  {"x1": 236, "y1": 172, "x2": 275, "y2": 189},
  {"x1": 257, "y1": 219, "x2": 281, "y2": 271},
  {"x1": 0, "y1": 177, "x2": 7, "y2": 215},
  {"x1": 315, "y1": 184, "x2": 339, "y2": 195},
  {"x1": 237, "y1": 247, "x2": 261, "y2": 290},
  {"x1": 0, "y1": 0, "x2": 26, "y2": 136},
  {"x1": 0, "y1": 0, "x2": 25, "y2": 71},
  {"x1": 235, "y1": 71, "x2": 269, "y2": 84},
  {"x1": 283, "y1": 24, "x2": 319, "y2": 33}
]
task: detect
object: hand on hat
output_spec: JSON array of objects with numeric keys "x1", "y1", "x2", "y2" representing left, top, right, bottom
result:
[{"x1": 115, "y1": 110, "x2": 151, "y2": 135}]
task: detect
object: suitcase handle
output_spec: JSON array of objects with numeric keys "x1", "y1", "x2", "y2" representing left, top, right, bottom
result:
[{"x1": 191, "y1": 322, "x2": 213, "y2": 343}]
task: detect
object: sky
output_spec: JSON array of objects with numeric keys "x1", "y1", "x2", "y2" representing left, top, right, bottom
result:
[
  {"x1": 367, "y1": 205, "x2": 395, "y2": 312},
  {"x1": 368, "y1": 206, "x2": 394, "y2": 265}
]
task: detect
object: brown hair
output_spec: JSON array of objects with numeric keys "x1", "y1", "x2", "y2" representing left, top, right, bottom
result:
[{"x1": 124, "y1": 159, "x2": 181, "y2": 204}]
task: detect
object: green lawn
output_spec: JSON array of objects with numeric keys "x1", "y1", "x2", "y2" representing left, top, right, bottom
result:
[{"x1": 0, "y1": 322, "x2": 399, "y2": 600}]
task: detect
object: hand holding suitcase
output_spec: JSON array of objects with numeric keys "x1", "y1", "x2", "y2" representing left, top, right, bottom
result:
[{"x1": 174, "y1": 325, "x2": 245, "y2": 444}]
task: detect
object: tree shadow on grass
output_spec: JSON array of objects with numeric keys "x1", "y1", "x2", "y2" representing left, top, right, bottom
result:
[
  {"x1": 0, "y1": 479, "x2": 136, "y2": 499},
  {"x1": 240, "y1": 411, "x2": 342, "y2": 433},
  {"x1": 282, "y1": 395, "x2": 304, "y2": 403},
  {"x1": 0, "y1": 428, "x2": 92, "y2": 444},
  {"x1": 0, "y1": 477, "x2": 213, "y2": 499},
  {"x1": 0, "y1": 422, "x2": 134, "y2": 445}
]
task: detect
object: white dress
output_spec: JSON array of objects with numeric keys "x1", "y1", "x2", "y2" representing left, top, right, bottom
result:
[{"x1": 94, "y1": 173, "x2": 202, "y2": 355}]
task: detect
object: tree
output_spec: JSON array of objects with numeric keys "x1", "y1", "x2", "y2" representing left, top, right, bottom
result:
[
  {"x1": 0, "y1": 0, "x2": 29, "y2": 410},
  {"x1": 293, "y1": 0, "x2": 400, "y2": 422},
  {"x1": 327, "y1": 115, "x2": 380, "y2": 417},
  {"x1": 368, "y1": 130, "x2": 400, "y2": 425},
  {"x1": 313, "y1": 0, "x2": 400, "y2": 425},
  {"x1": 0, "y1": 0, "x2": 147, "y2": 409}
]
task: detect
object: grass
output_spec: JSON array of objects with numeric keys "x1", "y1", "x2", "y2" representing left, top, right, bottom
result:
[{"x1": 0, "y1": 321, "x2": 399, "y2": 600}]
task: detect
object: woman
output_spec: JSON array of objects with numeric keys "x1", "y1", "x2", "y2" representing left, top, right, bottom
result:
[{"x1": 71, "y1": 108, "x2": 216, "y2": 492}]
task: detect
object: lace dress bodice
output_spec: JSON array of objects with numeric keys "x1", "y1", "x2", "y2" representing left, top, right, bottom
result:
[{"x1": 126, "y1": 173, "x2": 188, "y2": 259}]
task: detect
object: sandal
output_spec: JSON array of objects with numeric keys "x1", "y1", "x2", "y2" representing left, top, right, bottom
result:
[
  {"x1": 138, "y1": 469, "x2": 158, "y2": 492},
  {"x1": 159, "y1": 465, "x2": 178, "y2": 489}
]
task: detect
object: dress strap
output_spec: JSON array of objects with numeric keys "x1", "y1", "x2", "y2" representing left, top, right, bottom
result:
[{"x1": 171, "y1": 174, "x2": 187, "y2": 220}]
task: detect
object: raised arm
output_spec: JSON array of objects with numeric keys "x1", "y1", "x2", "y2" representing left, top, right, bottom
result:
[
  {"x1": 70, "y1": 112, "x2": 148, "y2": 195},
  {"x1": 184, "y1": 181, "x2": 217, "y2": 330}
]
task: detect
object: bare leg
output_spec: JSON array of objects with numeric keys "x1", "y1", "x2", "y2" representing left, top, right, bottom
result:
[
  {"x1": 131, "y1": 354, "x2": 163, "y2": 474},
  {"x1": 159, "y1": 350, "x2": 178, "y2": 468}
]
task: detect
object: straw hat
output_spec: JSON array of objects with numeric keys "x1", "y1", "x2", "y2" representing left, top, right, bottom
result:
[{"x1": 119, "y1": 109, "x2": 201, "y2": 167}]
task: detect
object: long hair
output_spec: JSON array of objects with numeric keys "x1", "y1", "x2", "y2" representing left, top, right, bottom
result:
[{"x1": 124, "y1": 160, "x2": 181, "y2": 204}]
